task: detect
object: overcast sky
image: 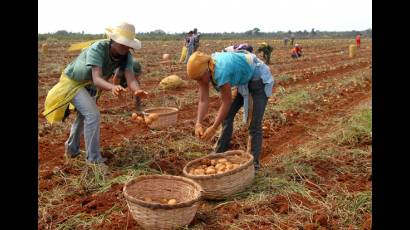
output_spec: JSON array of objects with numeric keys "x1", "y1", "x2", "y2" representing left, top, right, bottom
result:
[{"x1": 38, "y1": 0, "x2": 372, "y2": 34}]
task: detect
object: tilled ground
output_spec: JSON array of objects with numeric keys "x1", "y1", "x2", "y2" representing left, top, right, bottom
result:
[{"x1": 38, "y1": 38, "x2": 372, "y2": 229}]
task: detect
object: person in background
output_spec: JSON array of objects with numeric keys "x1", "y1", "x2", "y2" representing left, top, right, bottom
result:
[
  {"x1": 257, "y1": 42, "x2": 273, "y2": 64},
  {"x1": 283, "y1": 37, "x2": 289, "y2": 46},
  {"x1": 290, "y1": 34, "x2": 295, "y2": 46},
  {"x1": 222, "y1": 43, "x2": 254, "y2": 53},
  {"x1": 291, "y1": 43, "x2": 303, "y2": 59},
  {"x1": 356, "y1": 33, "x2": 361, "y2": 48},
  {"x1": 184, "y1": 31, "x2": 195, "y2": 64},
  {"x1": 193, "y1": 28, "x2": 201, "y2": 52}
]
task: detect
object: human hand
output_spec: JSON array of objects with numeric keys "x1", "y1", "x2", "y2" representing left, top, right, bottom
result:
[
  {"x1": 111, "y1": 85, "x2": 127, "y2": 96},
  {"x1": 134, "y1": 90, "x2": 148, "y2": 98},
  {"x1": 201, "y1": 126, "x2": 217, "y2": 142},
  {"x1": 194, "y1": 123, "x2": 205, "y2": 138}
]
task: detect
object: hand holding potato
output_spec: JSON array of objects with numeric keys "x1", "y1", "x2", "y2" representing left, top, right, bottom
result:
[
  {"x1": 134, "y1": 90, "x2": 148, "y2": 98},
  {"x1": 194, "y1": 123, "x2": 205, "y2": 138},
  {"x1": 201, "y1": 126, "x2": 217, "y2": 142},
  {"x1": 111, "y1": 85, "x2": 127, "y2": 96}
]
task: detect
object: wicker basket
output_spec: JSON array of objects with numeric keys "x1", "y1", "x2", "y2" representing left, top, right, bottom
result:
[
  {"x1": 182, "y1": 150, "x2": 255, "y2": 200},
  {"x1": 123, "y1": 174, "x2": 203, "y2": 230},
  {"x1": 143, "y1": 107, "x2": 178, "y2": 129}
]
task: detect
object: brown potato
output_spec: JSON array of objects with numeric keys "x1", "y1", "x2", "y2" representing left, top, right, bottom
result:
[
  {"x1": 200, "y1": 158, "x2": 211, "y2": 166},
  {"x1": 136, "y1": 116, "x2": 144, "y2": 123},
  {"x1": 216, "y1": 169, "x2": 225, "y2": 174},
  {"x1": 205, "y1": 168, "x2": 216, "y2": 174},
  {"x1": 225, "y1": 164, "x2": 234, "y2": 170},
  {"x1": 194, "y1": 168, "x2": 205, "y2": 175},
  {"x1": 131, "y1": 113, "x2": 138, "y2": 120},
  {"x1": 167, "y1": 199, "x2": 177, "y2": 205},
  {"x1": 144, "y1": 117, "x2": 153, "y2": 125},
  {"x1": 215, "y1": 163, "x2": 226, "y2": 171},
  {"x1": 210, "y1": 159, "x2": 217, "y2": 166},
  {"x1": 218, "y1": 158, "x2": 227, "y2": 163},
  {"x1": 148, "y1": 113, "x2": 159, "y2": 122}
]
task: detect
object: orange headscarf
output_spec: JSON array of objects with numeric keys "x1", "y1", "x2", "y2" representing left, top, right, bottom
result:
[{"x1": 187, "y1": 51, "x2": 212, "y2": 80}]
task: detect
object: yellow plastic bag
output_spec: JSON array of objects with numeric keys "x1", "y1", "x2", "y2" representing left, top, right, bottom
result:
[
  {"x1": 179, "y1": 46, "x2": 187, "y2": 63},
  {"x1": 159, "y1": 75, "x2": 185, "y2": 90},
  {"x1": 67, "y1": 39, "x2": 107, "y2": 52}
]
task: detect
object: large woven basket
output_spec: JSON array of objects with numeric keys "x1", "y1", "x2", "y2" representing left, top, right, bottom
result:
[
  {"x1": 123, "y1": 174, "x2": 203, "y2": 230},
  {"x1": 143, "y1": 107, "x2": 178, "y2": 129},
  {"x1": 182, "y1": 150, "x2": 255, "y2": 200}
]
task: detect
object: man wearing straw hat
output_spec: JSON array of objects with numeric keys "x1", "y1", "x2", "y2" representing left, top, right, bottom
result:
[
  {"x1": 187, "y1": 51, "x2": 274, "y2": 171},
  {"x1": 43, "y1": 22, "x2": 148, "y2": 165}
]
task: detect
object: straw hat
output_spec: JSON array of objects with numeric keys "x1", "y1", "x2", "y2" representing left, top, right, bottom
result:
[{"x1": 106, "y1": 22, "x2": 141, "y2": 50}]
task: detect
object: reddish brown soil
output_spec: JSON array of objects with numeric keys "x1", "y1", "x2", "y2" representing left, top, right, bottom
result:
[{"x1": 38, "y1": 39, "x2": 372, "y2": 229}]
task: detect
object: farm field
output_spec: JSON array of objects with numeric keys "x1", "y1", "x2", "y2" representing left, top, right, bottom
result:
[{"x1": 38, "y1": 38, "x2": 372, "y2": 229}]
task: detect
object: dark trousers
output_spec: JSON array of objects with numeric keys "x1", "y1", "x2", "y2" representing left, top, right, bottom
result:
[{"x1": 214, "y1": 79, "x2": 268, "y2": 169}]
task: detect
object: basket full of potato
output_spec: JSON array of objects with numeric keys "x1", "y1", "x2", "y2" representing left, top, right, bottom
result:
[
  {"x1": 182, "y1": 150, "x2": 255, "y2": 200},
  {"x1": 123, "y1": 174, "x2": 203, "y2": 230}
]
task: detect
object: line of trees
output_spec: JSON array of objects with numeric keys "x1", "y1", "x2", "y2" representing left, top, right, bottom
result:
[{"x1": 38, "y1": 28, "x2": 372, "y2": 41}]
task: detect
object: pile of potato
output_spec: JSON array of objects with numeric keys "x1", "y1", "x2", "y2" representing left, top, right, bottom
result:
[
  {"x1": 188, "y1": 155, "x2": 247, "y2": 176},
  {"x1": 131, "y1": 113, "x2": 159, "y2": 125},
  {"x1": 140, "y1": 197, "x2": 178, "y2": 205}
]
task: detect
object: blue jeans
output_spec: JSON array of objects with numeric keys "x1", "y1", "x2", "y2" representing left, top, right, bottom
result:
[
  {"x1": 65, "y1": 87, "x2": 104, "y2": 163},
  {"x1": 214, "y1": 79, "x2": 268, "y2": 170},
  {"x1": 184, "y1": 45, "x2": 194, "y2": 64}
]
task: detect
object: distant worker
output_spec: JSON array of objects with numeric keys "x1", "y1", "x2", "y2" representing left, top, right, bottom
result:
[
  {"x1": 222, "y1": 43, "x2": 254, "y2": 53},
  {"x1": 184, "y1": 31, "x2": 195, "y2": 64},
  {"x1": 356, "y1": 33, "x2": 361, "y2": 48},
  {"x1": 291, "y1": 44, "x2": 303, "y2": 59},
  {"x1": 179, "y1": 31, "x2": 193, "y2": 63},
  {"x1": 283, "y1": 37, "x2": 289, "y2": 46},
  {"x1": 193, "y1": 28, "x2": 201, "y2": 52},
  {"x1": 290, "y1": 34, "x2": 295, "y2": 46},
  {"x1": 257, "y1": 42, "x2": 273, "y2": 64}
]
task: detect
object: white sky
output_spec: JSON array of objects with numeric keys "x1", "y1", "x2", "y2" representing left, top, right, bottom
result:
[{"x1": 38, "y1": 0, "x2": 372, "y2": 34}]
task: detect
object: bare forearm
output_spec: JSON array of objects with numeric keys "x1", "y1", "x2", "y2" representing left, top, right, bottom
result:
[
  {"x1": 197, "y1": 100, "x2": 208, "y2": 125},
  {"x1": 212, "y1": 100, "x2": 231, "y2": 129},
  {"x1": 128, "y1": 80, "x2": 141, "y2": 92},
  {"x1": 92, "y1": 74, "x2": 114, "y2": 90},
  {"x1": 92, "y1": 67, "x2": 115, "y2": 91}
]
